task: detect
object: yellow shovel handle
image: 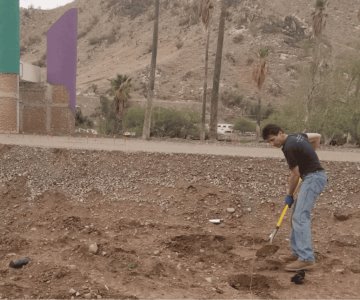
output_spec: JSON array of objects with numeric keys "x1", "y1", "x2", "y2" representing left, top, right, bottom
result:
[
  {"x1": 276, "y1": 205, "x2": 289, "y2": 227},
  {"x1": 276, "y1": 178, "x2": 302, "y2": 228}
]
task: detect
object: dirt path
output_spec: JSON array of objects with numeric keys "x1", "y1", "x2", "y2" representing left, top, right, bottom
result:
[{"x1": 1, "y1": 134, "x2": 359, "y2": 162}]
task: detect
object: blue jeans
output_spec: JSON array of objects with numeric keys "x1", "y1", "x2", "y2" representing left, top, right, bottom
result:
[{"x1": 291, "y1": 171, "x2": 327, "y2": 262}]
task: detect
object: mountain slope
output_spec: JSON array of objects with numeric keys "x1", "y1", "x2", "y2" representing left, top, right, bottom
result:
[{"x1": 20, "y1": 0, "x2": 360, "y2": 119}]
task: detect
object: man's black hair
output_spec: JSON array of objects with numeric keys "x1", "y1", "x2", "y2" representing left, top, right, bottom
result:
[{"x1": 262, "y1": 124, "x2": 283, "y2": 140}]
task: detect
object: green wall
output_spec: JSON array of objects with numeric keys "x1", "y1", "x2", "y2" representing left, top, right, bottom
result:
[{"x1": 0, "y1": 0, "x2": 19, "y2": 74}]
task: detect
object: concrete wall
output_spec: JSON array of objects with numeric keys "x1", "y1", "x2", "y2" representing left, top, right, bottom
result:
[
  {"x1": 19, "y1": 82, "x2": 74, "y2": 134},
  {"x1": 0, "y1": 73, "x2": 18, "y2": 133},
  {"x1": 20, "y1": 61, "x2": 43, "y2": 83}
]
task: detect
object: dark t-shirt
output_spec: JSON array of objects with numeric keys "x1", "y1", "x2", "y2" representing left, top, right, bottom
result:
[{"x1": 282, "y1": 133, "x2": 324, "y2": 177}]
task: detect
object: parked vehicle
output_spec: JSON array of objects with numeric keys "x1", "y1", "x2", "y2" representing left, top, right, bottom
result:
[{"x1": 217, "y1": 123, "x2": 234, "y2": 134}]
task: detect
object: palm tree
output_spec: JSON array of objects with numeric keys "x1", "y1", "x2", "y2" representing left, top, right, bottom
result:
[
  {"x1": 252, "y1": 47, "x2": 269, "y2": 141},
  {"x1": 209, "y1": 0, "x2": 227, "y2": 140},
  {"x1": 110, "y1": 74, "x2": 132, "y2": 128},
  {"x1": 199, "y1": 0, "x2": 214, "y2": 141},
  {"x1": 142, "y1": 0, "x2": 160, "y2": 140}
]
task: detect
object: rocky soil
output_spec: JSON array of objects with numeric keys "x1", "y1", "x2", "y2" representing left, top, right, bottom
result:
[{"x1": 0, "y1": 144, "x2": 359, "y2": 299}]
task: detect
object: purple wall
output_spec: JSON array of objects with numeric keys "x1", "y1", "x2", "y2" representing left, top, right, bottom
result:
[{"x1": 47, "y1": 8, "x2": 77, "y2": 111}]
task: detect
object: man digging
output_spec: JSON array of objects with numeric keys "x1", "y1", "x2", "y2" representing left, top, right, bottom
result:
[{"x1": 262, "y1": 124, "x2": 327, "y2": 271}]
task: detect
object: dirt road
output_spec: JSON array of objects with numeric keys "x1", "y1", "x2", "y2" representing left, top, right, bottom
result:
[{"x1": 0, "y1": 134, "x2": 359, "y2": 162}]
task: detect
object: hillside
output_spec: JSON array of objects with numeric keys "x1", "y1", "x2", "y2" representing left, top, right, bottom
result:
[{"x1": 20, "y1": 0, "x2": 360, "y2": 120}]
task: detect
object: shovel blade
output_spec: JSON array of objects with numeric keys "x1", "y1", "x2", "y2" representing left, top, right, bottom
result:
[{"x1": 268, "y1": 228, "x2": 278, "y2": 244}]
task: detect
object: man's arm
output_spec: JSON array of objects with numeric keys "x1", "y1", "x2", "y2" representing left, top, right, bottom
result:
[
  {"x1": 306, "y1": 133, "x2": 321, "y2": 150},
  {"x1": 288, "y1": 166, "x2": 301, "y2": 196}
]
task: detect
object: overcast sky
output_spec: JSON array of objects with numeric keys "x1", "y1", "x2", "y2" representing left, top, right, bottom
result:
[{"x1": 20, "y1": 0, "x2": 74, "y2": 10}]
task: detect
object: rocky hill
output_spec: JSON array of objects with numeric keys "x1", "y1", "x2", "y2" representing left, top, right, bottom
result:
[{"x1": 20, "y1": 0, "x2": 360, "y2": 120}]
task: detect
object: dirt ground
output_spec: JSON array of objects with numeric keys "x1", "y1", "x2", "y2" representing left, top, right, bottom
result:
[{"x1": 0, "y1": 144, "x2": 359, "y2": 299}]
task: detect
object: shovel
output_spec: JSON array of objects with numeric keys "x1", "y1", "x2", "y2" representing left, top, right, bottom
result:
[{"x1": 268, "y1": 179, "x2": 302, "y2": 244}]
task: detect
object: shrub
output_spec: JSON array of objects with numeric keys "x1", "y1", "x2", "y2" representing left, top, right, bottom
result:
[
  {"x1": 151, "y1": 107, "x2": 200, "y2": 138},
  {"x1": 233, "y1": 33, "x2": 244, "y2": 44},
  {"x1": 123, "y1": 107, "x2": 145, "y2": 136},
  {"x1": 234, "y1": 117, "x2": 256, "y2": 133},
  {"x1": 89, "y1": 37, "x2": 104, "y2": 46},
  {"x1": 178, "y1": 1, "x2": 199, "y2": 27},
  {"x1": 122, "y1": 0, "x2": 153, "y2": 19},
  {"x1": 221, "y1": 90, "x2": 244, "y2": 108},
  {"x1": 97, "y1": 96, "x2": 122, "y2": 135},
  {"x1": 246, "y1": 57, "x2": 254, "y2": 66},
  {"x1": 179, "y1": 16, "x2": 190, "y2": 27},
  {"x1": 123, "y1": 106, "x2": 202, "y2": 139},
  {"x1": 28, "y1": 35, "x2": 41, "y2": 47},
  {"x1": 75, "y1": 107, "x2": 94, "y2": 128},
  {"x1": 176, "y1": 39, "x2": 184, "y2": 50},
  {"x1": 20, "y1": 45, "x2": 27, "y2": 55},
  {"x1": 33, "y1": 54, "x2": 46, "y2": 68},
  {"x1": 225, "y1": 52, "x2": 236, "y2": 65},
  {"x1": 88, "y1": 31, "x2": 117, "y2": 46}
]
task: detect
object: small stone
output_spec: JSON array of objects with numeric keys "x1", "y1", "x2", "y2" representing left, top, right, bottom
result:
[
  {"x1": 333, "y1": 211, "x2": 351, "y2": 221},
  {"x1": 89, "y1": 243, "x2": 98, "y2": 254},
  {"x1": 153, "y1": 250, "x2": 160, "y2": 255},
  {"x1": 205, "y1": 277, "x2": 213, "y2": 283},
  {"x1": 84, "y1": 293, "x2": 92, "y2": 299},
  {"x1": 68, "y1": 264, "x2": 77, "y2": 270},
  {"x1": 69, "y1": 288, "x2": 76, "y2": 295},
  {"x1": 226, "y1": 208, "x2": 235, "y2": 213},
  {"x1": 350, "y1": 265, "x2": 360, "y2": 274}
]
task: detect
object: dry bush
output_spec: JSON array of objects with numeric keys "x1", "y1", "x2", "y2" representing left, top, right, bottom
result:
[
  {"x1": 27, "y1": 35, "x2": 41, "y2": 47},
  {"x1": 147, "y1": 10, "x2": 155, "y2": 21},
  {"x1": 226, "y1": 0, "x2": 241, "y2": 7},
  {"x1": 89, "y1": 36, "x2": 104, "y2": 46},
  {"x1": 225, "y1": 52, "x2": 236, "y2": 65},
  {"x1": 221, "y1": 90, "x2": 245, "y2": 108},
  {"x1": 78, "y1": 16, "x2": 99, "y2": 40},
  {"x1": 179, "y1": 16, "x2": 190, "y2": 26},
  {"x1": 33, "y1": 54, "x2": 46, "y2": 68},
  {"x1": 20, "y1": 45, "x2": 27, "y2": 55},
  {"x1": 178, "y1": 1, "x2": 200, "y2": 27},
  {"x1": 176, "y1": 39, "x2": 184, "y2": 50},
  {"x1": 88, "y1": 30, "x2": 118, "y2": 46},
  {"x1": 182, "y1": 71, "x2": 194, "y2": 81},
  {"x1": 122, "y1": 0, "x2": 154, "y2": 19},
  {"x1": 268, "y1": 83, "x2": 282, "y2": 97},
  {"x1": 246, "y1": 57, "x2": 254, "y2": 66},
  {"x1": 233, "y1": 33, "x2": 244, "y2": 43}
]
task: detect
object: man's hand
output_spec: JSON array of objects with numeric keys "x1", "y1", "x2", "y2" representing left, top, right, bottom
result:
[{"x1": 284, "y1": 195, "x2": 294, "y2": 208}]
